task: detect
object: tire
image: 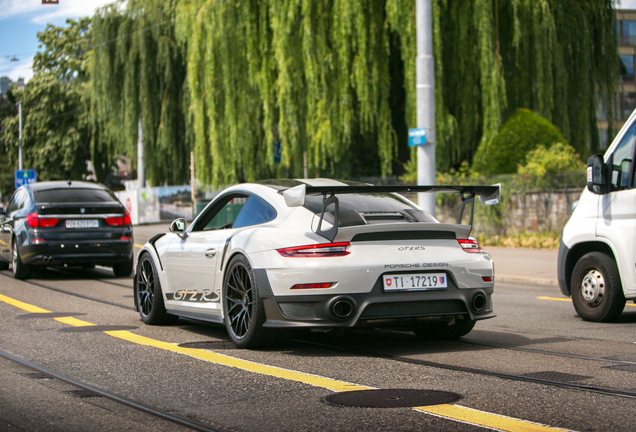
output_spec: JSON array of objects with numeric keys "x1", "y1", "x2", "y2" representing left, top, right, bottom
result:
[
  {"x1": 223, "y1": 255, "x2": 288, "y2": 349},
  {"x1": 113, "y1": 258, "x2": 134, "y2": 277},
  {"x1": 414, "y1": 319, "x2": 476, "y2": 340},
  {"x1": 571, "y1": 252, "x2": 625, "y2": 322},
  {"x1": 135, "y1": 253, "x2": 177, "y2": 325},
  {"x1": 12, "y1": 240, "x2": 31, "y2": 280}
]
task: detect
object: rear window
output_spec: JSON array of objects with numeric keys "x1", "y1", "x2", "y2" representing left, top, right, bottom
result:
[
  {"x1": 304, "y1": 193, "x2": 436, "y2": 226},
  {"x1": 34, "y1": 189, "x2": 116, "y2": 204}
]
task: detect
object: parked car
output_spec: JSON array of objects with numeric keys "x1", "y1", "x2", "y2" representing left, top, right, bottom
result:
[
  {"x1": 134, "y1": 179, "x2": 500, "y2": 348},
  {"x1": 558, "y1": 110, "x2": 636, "y2": 321},
  {"x1": 0, "y1": 180, "x2": 133, "y2": 279}
]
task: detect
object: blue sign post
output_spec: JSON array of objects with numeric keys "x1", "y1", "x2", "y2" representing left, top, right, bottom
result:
[
  {"x1": 408, "y1": 128, "x2": 427, "y2": 147},
  {"x1": 15, "y1": 170, "x2": 36, "y2": 188}
]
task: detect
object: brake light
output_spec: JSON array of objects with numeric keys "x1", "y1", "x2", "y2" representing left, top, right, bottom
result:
[
  {"x1": 458, "y1": 239, "x2": 484, "y2": 253},
  {"x1": 26, "y1": 212, "x2": 59, "y2": 228},
  {"x1": 107, "y1": 210, "x2": 132, "y2": 227},
  {"x1": 277, "y1": 242, "x2": 351, "y2": 257},
  {"x1": 291, "y1": 282, "x2": 335, "y2": 289}
]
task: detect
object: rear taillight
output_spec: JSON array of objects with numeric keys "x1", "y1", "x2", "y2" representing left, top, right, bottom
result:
[
  {"x1": 26, "y1": 212, "x2": 59, "y2": 228},
  {"x1": 277, "y1": 242, "x2": 351, "y2": 257},
  {"x1": 106, "y1": 210, "x2": 131, "y2": 227},
  {"x1": 458, "y1": 239, "x2": 484, "y2": 253}
]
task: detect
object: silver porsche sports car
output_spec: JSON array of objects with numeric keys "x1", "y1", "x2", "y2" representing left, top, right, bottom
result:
[{"x1": 134, "y1": 179, "x2": 500, "y2": 348}]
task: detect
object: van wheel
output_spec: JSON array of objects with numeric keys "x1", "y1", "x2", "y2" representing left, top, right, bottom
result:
[{"x1": 571, "y1": 252, "x2": 625, "y2": 322}]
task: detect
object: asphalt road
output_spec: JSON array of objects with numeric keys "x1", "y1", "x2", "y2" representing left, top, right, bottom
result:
[{"x1": 0, "y1": 224, "x2": 635, "y2": 431}]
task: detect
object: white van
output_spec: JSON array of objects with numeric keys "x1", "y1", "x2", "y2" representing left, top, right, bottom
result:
[{"x1": 558, "y1": 114, "x2": 636, "y2": 322}]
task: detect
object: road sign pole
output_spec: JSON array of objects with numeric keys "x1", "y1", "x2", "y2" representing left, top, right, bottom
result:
[
  {"x1": 18, "y1": 101, "x2": 23, "y2": 171},
  {"x1": 416, "y1": 0, "x2": 436, "y2": 216}
]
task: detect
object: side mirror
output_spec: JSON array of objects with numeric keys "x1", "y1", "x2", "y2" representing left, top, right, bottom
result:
[
  {"x1": 169, "y1": 218, "x2": 187, "y2": 237},
  {"x1": 587, "y1": 154, "x2": 608, "y2": 195}
]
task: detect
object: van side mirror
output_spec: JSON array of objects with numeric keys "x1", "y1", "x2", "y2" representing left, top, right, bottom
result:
[{"x1": 587, "y1": 154, "x2": 608, "y2": 195}]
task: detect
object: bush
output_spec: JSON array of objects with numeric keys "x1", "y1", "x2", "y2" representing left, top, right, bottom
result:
[
  {"x1": 517, "y1": 142, "x2": 585, "y2": 177},
  {"x1": 472, "y1": 108, "x2": 567, "y2": 175}
]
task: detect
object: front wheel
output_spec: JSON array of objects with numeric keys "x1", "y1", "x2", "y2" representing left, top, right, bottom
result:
[
  {"x1": 571, "y1": 252, "x2": 625, "y2": 322},
  {"x1": 223, "y1": 255, "x2": 288, "y2": 349},
  {"x1": 135, "y1": 253, "x2": 177, "y2": 325},
  {"x1": 12, "y1": 240, "x2": 31, "y2": 280}
]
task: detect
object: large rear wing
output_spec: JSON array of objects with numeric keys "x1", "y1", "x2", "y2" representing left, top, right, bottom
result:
[{"x1": 282, "y1": 184, "x2": 501, "y2": 241}]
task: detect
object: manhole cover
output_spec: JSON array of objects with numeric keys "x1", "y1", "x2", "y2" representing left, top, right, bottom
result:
[
  {"x1": 59, "y1": 325, "x2": 138, "y2": 333},
  {"x1": 16, "y1": 312, "x2": 86, "y2": 320},
  {"x1": 325, "y1": 389, "x2": 462, "y2": 408},
  {"x1": 521, "y1": 371, "x2": 592, "y2": 382},
  {"x1": 178, "y1": 341, "x2": 236, "y2": 350}
]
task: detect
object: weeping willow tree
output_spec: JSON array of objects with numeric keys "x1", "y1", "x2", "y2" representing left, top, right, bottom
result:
[
  {"x1": 90, "y1": 0, "x2": 191, "y2": 185},
  {"x1": 88, "y1": 0, "x2": 616, "y2": 186}
]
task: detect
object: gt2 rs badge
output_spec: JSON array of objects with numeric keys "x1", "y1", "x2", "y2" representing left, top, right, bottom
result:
[
  {"x1": 397, "y1": 246, "x2": 425, "y2": 251},
  {"x1": 166, "y1": 289, "x2": 218, "y2": 302}
]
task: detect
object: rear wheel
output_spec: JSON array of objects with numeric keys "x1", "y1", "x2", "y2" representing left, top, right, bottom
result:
[
  {"x1": 113, "y1": 258, "x2": 133, "y2": 277},
  {"x1": 12, "y1": 240, "x2": 31, "y2": 280},
  {"x1": 571, "y1": 252, "x2": 625, "y2": 322},
  {"x1": 223, "y1": 255, "x2": 288, "y2": 349},
  {"x1": 414, "y1": 319, "x2": 476, "y2": 340},
  {"x1": 135, "y1": 253, "x2": 177, "y2": 325}
]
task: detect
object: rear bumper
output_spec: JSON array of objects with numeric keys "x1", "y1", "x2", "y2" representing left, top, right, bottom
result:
[
  {"x1": 20, "y1": 240, "x2": 133, "y2": 267},
  {"x1": 254, "y1": 269, "x2": 495, "y2": 328}
]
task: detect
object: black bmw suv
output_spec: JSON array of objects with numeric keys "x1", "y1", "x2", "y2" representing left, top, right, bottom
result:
[{"x1": 0, "y1": 181, "x2": 133, "y2": 279}]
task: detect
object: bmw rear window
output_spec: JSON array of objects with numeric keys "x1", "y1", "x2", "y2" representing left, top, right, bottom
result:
[{"x1": 33, "y1": 189, "x2": 117, "y2": 204}]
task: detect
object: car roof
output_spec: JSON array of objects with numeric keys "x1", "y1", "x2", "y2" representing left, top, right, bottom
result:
[{"x1": 25, "y1": 181, "x2": 108, "y2": 192}]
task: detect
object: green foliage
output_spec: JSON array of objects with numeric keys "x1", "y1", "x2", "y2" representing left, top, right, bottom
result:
[
  {"x1": 91, "y1": 0, "x2": 191, "y2": 186},
  {"x1": 1, "y1": 19, "x2": 97, "y2": 189},
  {"x1": 472, "y1": 108, "x2": 567, "y2": 175},
  {"x1": 518, "y1": 142, "x2": 585, "y2": 177}
]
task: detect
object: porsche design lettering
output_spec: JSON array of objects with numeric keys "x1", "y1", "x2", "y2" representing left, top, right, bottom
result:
[{"x1": 166, "y1": 289, "x2": 218, "y2": 302}]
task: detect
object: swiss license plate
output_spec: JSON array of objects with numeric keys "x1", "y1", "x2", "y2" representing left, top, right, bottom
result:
[
  {"x1": 383, "y1": 273, "x2": 447, "y2": 291},
  {"x1": 66, "y1": 220, "x2": 99, "y2": 229}
]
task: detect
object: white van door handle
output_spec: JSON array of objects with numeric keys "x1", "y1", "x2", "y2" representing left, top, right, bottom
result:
[{"x1": 204, "y1": 248, "x2": 216, "y2": 258}]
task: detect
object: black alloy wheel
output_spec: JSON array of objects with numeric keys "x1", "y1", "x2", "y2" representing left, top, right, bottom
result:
[
  {"x1": 135, "y1": 253, "x2": 175, "y2": 325},
  {"x1": 12, "y1": 240, "x2": 31, "y2": 280},
  {"x1": 223, "y1": 254, "x2": 288, "y2": 349}
]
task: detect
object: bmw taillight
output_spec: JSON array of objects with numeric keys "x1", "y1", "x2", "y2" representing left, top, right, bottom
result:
[
  {"x1": 106, "y1": 210, "x2": 131, "y2": 227},
  {"x1": 277, "y1": 242, "x2": 351, "y2": 257},
  {"x1": 458, "y1": 239, "x2": 484, "y2": 253},
  {"x1": 26, "y1": 212, "x2": 59, "y2": 228}
]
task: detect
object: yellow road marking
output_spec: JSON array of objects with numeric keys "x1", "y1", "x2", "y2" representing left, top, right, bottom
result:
[
  {"x1": 134, "y1": 243, "x2": 144, "y2": 249},
  {"x1": 0, "y1": 240, "x2": 7, "y2": 246},
  {"x1": 0, "y1": 292, "x2": 569, "y2": 431},
  {"x1": 418, "y1": 405, "x2": 572, "y2": 432},
  {"x1": 538, "y1": 296, "x2": 636, "y2": 307}
]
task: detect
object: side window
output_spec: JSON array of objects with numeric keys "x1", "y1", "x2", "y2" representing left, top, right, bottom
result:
[
  {"x1": 609, "y1": 123, "x2": 636, "y2": 190},
  {"x1": 192, "y1": 195, "x2": 248, "y2": 232},
  {"x1": 232, "y1": 195, "x2": 277, "y2": 228}
]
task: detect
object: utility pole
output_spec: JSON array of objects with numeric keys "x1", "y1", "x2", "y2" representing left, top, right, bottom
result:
[
  {"x1": 416, "y1": 0, "x2": 436, "y2": 216},
  {"x1": 137, "y1": 118, "x2": 145, "y2": 188},
  {"x1": 18, "y1": 101, "x2": 23, "y2": 170}
]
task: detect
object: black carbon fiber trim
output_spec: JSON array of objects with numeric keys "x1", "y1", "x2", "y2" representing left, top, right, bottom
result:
[{"x1": 351, "y1": 231, "x2": 456, "y2": 242}]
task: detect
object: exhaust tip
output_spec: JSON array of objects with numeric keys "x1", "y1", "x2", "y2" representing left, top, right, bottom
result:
[
  {"x1": 471, "y1": 291, "x2": 487, "y2": 313},
  {"x1": 330, "y1": 298, "x2": 355, "y2": 320}
]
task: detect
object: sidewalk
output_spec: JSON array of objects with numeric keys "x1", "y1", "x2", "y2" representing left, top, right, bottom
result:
[{"x1": 485, "y1": 246, "x2": 558, "y2": 286}]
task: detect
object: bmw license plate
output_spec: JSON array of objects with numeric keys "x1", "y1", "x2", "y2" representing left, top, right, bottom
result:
[
  {"x1": 383, "y1": 273, "x2": 447, "y2": 292},
  {"x1": 66, "y1": 220, "x2": 99, "y2": 229}
]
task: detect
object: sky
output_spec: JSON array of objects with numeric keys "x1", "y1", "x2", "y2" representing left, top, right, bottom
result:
[
  {"x1": 2, "y1": 0, "x2": 636, "y2": 83},
  {"x1": 0, "y1": 0, "x2": 116, "y2": 82}
]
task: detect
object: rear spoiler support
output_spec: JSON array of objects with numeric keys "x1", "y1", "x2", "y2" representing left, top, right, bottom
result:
[{"x1": 283, "y1": 184, "x2": 500, "y2": 242}]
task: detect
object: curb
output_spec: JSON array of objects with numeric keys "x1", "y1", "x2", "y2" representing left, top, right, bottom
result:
[{"x1": 496, "y1": 274, "x2": 558, "y2": 287}]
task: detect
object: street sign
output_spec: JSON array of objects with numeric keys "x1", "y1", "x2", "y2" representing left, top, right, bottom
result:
[
  {"x1": 15, "y1": 170, "x2": 36, "y2": 188},
  {"x1": 408, "y1": 128, "x2": 426, "y2": 147},
  {"x1": 273, "y1": 141, "x2": 282, "y2": 163}
]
